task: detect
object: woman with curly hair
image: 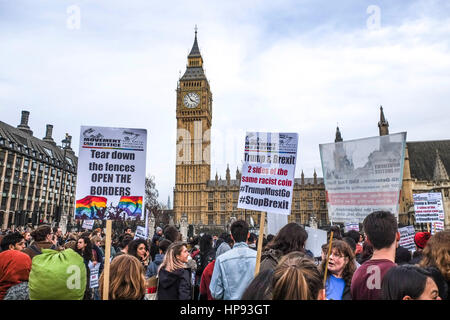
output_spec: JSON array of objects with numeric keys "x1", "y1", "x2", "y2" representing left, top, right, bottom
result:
[
  {"x1": 99, "y1": 254, "x2": 146, "y2": 300},
  {"x1": 319, "y1": 240, "x2": 356, "y2": 300},
  {"x1": 419, "y1": 230, "x2": 450, "y2": 299},
  {"x1": 128, "y1": 239, "x2": 150, "y2": 269},
  {"x1": 260, "y1": 223, "x2": 308, "y2": 273}
]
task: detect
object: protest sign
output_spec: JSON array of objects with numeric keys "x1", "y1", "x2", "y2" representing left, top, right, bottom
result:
[
  {"x1": 344, "y1": 222, "x2": 359, "y2": 233},
  {"x1": 82, "y1": 220, "x2": 94, "y2": 230},
  {"x1": 305, "y1": 226, "x2": 328, "y2": 258},
  {"x1": 74, "y1": 126, "x2": 147, "y2": 220},
  {"x1": 320, "y1": 132, "x2": 406, "y2": 223},
  {"x1": 89, "y1": 261, "x2": 101, "y2": 289},
  {"x1": 237, "y1": 132, "x2": 298, "y2": 215},
  {"x1": 134, "y1": 226, "x2": 148, "y2": 240},
  {"x1": 82, "y1": 220, "x2": 95, "y2": 230},
  {"x1": 413, "y1": 192, "x2": 444, "y2": 224},
  {"x1": 267, "y1": 212, "x2": 288, "y2": 235},
  {"x1": 398, "y1": 225, "x2": 416, "y2": 252}
]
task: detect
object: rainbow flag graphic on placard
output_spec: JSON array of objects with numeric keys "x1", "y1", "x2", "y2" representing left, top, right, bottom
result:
[
  {"x1": 118, "y1": 196, "x2": 143, "y2": 217},
  {"x1": 75, "y1": 196, "x2": 107, "y2": 219}
]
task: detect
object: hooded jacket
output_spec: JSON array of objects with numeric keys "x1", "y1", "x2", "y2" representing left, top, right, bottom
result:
[
  {"x1": 157, "y1": 268, "x2": 192, "y2": 300},
  {"x1": 146, "y1": 253, "x2": 164, "y2": 278}
]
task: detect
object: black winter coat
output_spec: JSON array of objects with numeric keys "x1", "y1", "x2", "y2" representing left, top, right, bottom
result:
[{"x1": 157, "y1": 268, "x2": 192, "y2": 300}]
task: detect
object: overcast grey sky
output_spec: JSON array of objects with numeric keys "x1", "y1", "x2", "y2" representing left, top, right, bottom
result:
[{"x1": 1, "y1": 0, "x2": 449, "y2": 205}]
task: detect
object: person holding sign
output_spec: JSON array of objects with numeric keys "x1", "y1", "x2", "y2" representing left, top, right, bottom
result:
[
  {"x1": 319, "y1": 240, "x2": 356, "y2": 300},
  {"x1": 260, "y1": 223, "x2": 308, "y2": 273}
]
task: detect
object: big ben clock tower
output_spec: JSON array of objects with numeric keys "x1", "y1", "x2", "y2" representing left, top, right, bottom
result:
[{"x1": 174, "y1": 29, "x2": 212, "y2": 225}]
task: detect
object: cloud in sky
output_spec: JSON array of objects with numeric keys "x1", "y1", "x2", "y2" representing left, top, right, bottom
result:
[{"x1": 1, "y1": 0, "x2": 449, "y2": 204}]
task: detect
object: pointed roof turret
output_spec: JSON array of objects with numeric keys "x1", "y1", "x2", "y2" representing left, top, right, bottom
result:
[
  {"x1": 433, "y1": 149, "x2": 449, "y2": 182},
  {"x1": 378, "y1": 105, "x2": 389, "y2": 136},
  {"x1": 188, "y1": 26, "x2": 201, "y2": 58},
  {"x1": 181, "y1": 27, "x2": 206, "y2": 81},
  {"x1": 335, "y1": 126, "x2": 343, "y2": 142}
]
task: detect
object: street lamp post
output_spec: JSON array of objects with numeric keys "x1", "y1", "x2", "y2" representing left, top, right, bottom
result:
[{"x1": 56, "y1": 134, "x2": 70, "y2": 228}]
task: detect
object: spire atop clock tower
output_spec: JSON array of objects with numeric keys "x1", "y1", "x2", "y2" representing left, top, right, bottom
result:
[{"x1": 182, "y1": 27, "x2": 205, "y2": 75}]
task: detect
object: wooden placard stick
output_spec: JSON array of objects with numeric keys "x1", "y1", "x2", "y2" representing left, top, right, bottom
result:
[
  {"x1": 427, "y1": 223, "x2": 430, "y2": 233},
  {"x1": 254, "y1": 211, "x2": 266, "y2": 277},
  {"x1": 102, "y1": 220, "x2": 112, "y2": 300},
  {"x1": 322, "y1": 231, "x2": 334, "y2": 295}
]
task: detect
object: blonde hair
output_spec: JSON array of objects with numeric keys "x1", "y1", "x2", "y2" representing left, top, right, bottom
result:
[
  {"x1": 158, "y1": 241, "x2": 187, "y2": 273},
  {"x1": 419, "y1": 230, "x2": 450, "y2": 281},
  {"x1": 91, "y1": 235, "x2": 102, "y2": 244},
  {"x1": 272, "y1": 251, "x2": 323, "y2": 300},
  {"x1": 99, "y1": 255, "x2": 146, "y2": 300}
]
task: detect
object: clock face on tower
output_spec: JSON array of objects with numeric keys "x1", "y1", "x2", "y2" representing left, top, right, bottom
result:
[{"x1": 183, "y1": 92, "x2": 200, "y2": 108}]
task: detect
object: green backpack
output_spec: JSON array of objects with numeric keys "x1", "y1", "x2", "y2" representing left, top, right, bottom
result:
[{"x1": 29, "y1": 248, "x2": 87, "y2": 300}]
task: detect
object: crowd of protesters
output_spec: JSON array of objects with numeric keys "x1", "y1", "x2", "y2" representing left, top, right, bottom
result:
[{"x1": 0, "y1": 210, "x2": 448, "y2": 300}]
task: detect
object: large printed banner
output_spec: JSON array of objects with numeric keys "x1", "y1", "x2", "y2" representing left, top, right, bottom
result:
[
  {"x1": 237, "y1": 132, "x2": 298, "y2": 215},
  {"x1": 413, "y1": 192, "x2": 444, "y2": 223},
  {"x1": 320, "y1": 132, "x2": 406, "y2": 223},
  {"x1": 74, "y1": 126, "x2": 147, "y2": 220}
]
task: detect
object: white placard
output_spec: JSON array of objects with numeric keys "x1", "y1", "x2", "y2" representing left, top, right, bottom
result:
[
  {"x1": 267, "y1": 212, "x2": 288, "y2": 235},
  {"x1": 82, "y1": 220, "x2": 94, "y2": 230},
  {"x1": 413, "y1": 192, "x2": 444, "y2": 223},
  {"x1": 88, "y1": 261, "x2": 100, "y2": 289},
  {"x1": 237, "y1": 132, "x2": 298, "y2": 215},
  {"x1": 305, "y1": 226, "x2": 328, "y2": 258},
  {"x1": 320, "y1": 132, "x2": 406, "y2": 223},
  {"x1": 134, "y1": 225, "x2": 148, "y2": 240},
  {"x1": 398, "y1": 225, "x2": 416, "y2": 252},
  {"x1": 74, "y1": 126, "x2": 147, "y2": 220},
  {"x1": 344, "y1": 222, "x2": 359, "y2": 233}
]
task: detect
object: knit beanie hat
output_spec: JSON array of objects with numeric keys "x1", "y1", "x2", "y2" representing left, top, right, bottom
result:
[
  {"x1": 414, "y1": 232, "x2": 431, "y2": 249},
  {"x1": 29, "y1": 248, "x2": 86, "y2": 300}
]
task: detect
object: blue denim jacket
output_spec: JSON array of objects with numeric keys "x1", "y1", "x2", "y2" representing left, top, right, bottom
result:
[{"x1": 209, "y1": 242, "x2": 257, "y2": 300}]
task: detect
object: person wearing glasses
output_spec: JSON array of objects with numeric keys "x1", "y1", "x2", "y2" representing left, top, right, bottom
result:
[{"x1": 319, "y1": 240, "x2": 356, "y2": 300}]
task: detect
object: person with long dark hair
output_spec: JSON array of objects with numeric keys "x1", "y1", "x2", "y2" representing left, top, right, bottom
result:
[
  {"x1": 260, "y1": 222, "x2": 308, "y2": 273},
  {"x1": 75, "y1": 236, "x2": 93, "y2": 299},
  {"x1": 128, "y1": 239, "x2": 150, "y2": 269},
  {"x1": 193, "y1": 234, "x2": 215, "y2": 299},
  {"x1": 381, "y1": 265, "x2": 441, "y2": 300}
]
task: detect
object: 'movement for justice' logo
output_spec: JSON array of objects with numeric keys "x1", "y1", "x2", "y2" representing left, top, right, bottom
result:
[{"x1": 82, "y1": 128, "x2": 144, "y2": 150}]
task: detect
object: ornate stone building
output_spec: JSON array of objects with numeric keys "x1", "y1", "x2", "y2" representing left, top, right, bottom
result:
[
  {"x1": 0, "y1": 111, "x2": 77, "y2": 232},
  {"x1": 173, "y1": 33, "x2": 449, "y2": 232},
  {"x1": 173, "y1": 32, "x2": 328, "y2": 231}
]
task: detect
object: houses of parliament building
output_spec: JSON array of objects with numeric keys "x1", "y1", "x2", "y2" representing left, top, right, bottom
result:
[
  {"x1": 172, "y1": 31, "x2": 450, "y2": 232},
  {"x1": 0, "y1": 31, "x2": 447, "y2": 233}
]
